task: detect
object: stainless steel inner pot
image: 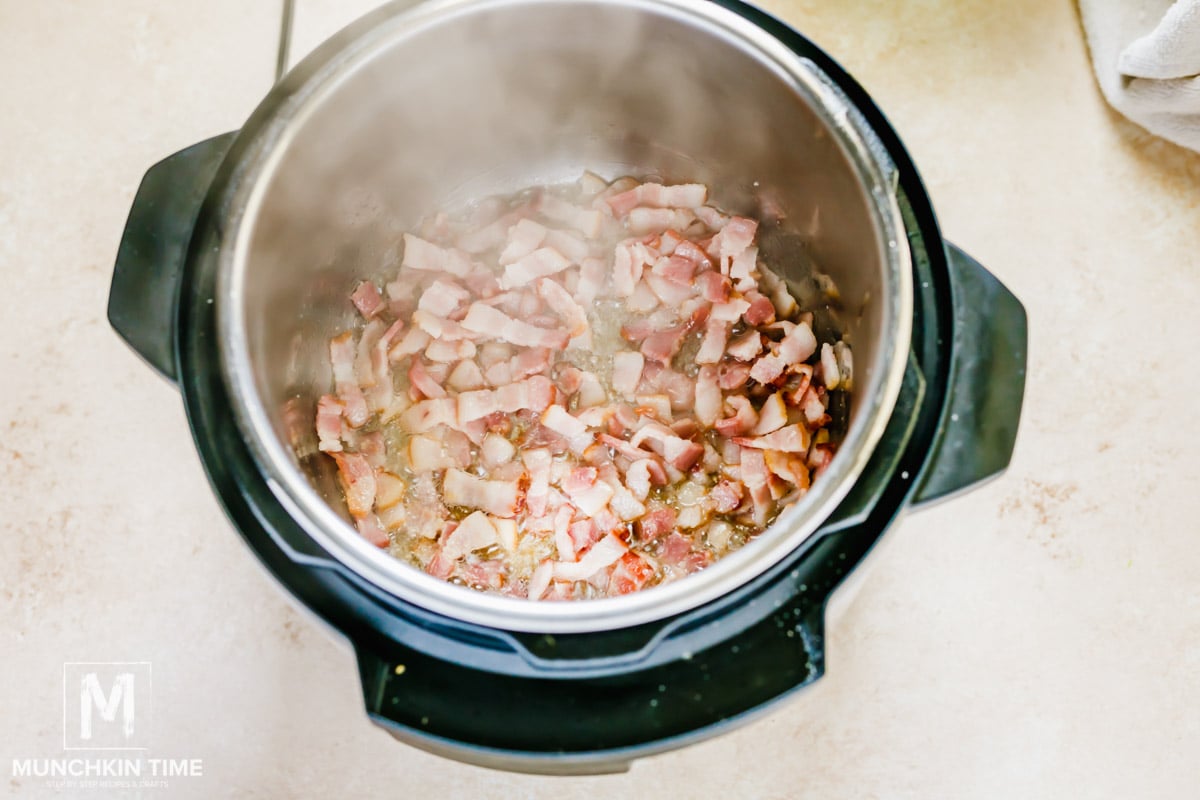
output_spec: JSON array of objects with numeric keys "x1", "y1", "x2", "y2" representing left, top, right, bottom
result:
[{"x1": 218, "y1": 0, "x2": 912, "y2": 632}]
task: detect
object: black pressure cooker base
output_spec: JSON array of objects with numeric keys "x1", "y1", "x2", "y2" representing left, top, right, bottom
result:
[{"x1": 126, "y1": 0, "x2": 1029, "y2": 774}]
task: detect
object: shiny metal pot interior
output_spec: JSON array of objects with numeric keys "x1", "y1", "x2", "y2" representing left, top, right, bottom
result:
[{"x1": 218, "y1": 0, "x2": 912, "y2": 632}]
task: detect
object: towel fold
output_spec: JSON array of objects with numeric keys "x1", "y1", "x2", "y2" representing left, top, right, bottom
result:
[{"x1": 1079, "y1": 0, "x2": 1200, "y2": 151}]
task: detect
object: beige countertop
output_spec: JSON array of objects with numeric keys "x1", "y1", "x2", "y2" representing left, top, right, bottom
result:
[{"x1": 3, "y1": 0, "x2": 1199, "y2": 797}]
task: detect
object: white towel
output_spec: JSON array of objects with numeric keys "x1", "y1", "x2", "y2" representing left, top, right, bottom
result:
[{"x1": 1079, "y1": 0, "x2": 1200, "y2": 151}]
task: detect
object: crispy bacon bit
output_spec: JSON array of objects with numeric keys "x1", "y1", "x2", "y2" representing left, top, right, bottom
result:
[
  {"x1": 319, "y1": 176, "x2": 851, "y2": 600},
  {"x1": 443, "y1": 469, "x2": 522, "y2": 518}
]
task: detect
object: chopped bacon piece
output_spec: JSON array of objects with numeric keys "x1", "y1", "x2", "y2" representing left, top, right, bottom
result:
[
  {"x1": 544, "y1": 228, "x2": 591, "y2": 264},
  {"x1": 715, "y1": 395, "x2": 758, "y2": 437},
  {"x1": 637, "y1": 508, "x2": 677, "y2": 542},
  {"x1": 711, "y1": 297, "x2": 751, "y2": 322},
  {"x1": 733, "y1": 423, "x2": 812, "y2": 453},
  {"x1": 640, "y1": 323, "x2": 688, "y2": 366},
  {"x1": 540, "y1": 194, "x2": 605, "y2": 238},
  {"x1": 608, "y1": 551, "x2": 656, "y2": 595},
  {"x1": 696, "y1": 270, "x2": 731, "y2": 303},
  {"x1": 653, "y1": 254, "x2": 697, "y2": 285},
  {"x1": 407, "y1": 434, "x2": 457, "y2": 472},
  {"x1": 644, "y1": 272, "x2": 695, "y2": 307},
  {"x1": 576, "y1": 257, "x2": 607, "y2": 304},
  {"x1": 411, "y1": 310, "x2": 476, "y2": 342},
  {"x1": 630, "y1": 423, "x2": 704, "y2": 470},
  {"x1": 388, "y1": 327, "x2": 432, "y2": 361},
  {"x1": 711, "y1": 216, "x2": 758, "y2": 266},
  {"x1": 522, "y1": 448, "x2": 552, "y2": 516},
  {"x1": 351, "y1": 281, "x2": 384, "y2": 319},
  {"x1": 552, "y1": 533, "x2": 628, "y2": 581},
  {"x1": 441, "y1": 511, "x2": 499, "y2": 561},
  {"x1": 727, "y1": 330, "x2": 763, "y2": 361},
  {"x1": 447, "y1": 359, "x2": 485, "y2": 392},
  {"x1": 749, "y1": 352, "x2": 788, "y2": 385},
  {"x1": 499, "y1": 219, "x2": 549, "y2": 265},
  {"x1": 499, "y1": 247, "x2": 573, "y2": 289},
  {"x1": 740, "y1": 448, "x2": 773, "y2": 526},
  {"x1": 577, "y1": 372, "x2": 608, "y2": 409},
  {"x1": 695, "y1": 319, "x2": 729, "y2": 365},
  {"x1": 693, "y1": 205, "x2": 729, "y2": 231},
  {"x1": 658, "y1": 532, "x2": 711, "y2": 574},
  {"x1": 458, "y1": 375, "x2": 555, "y2": 422},
  {"x1": 408, "y1": 359, "x2": 447, "y2": 400},
  {"x1": 443, "y1": 469, "x2": 522, "y2": 517},
  {"x1": 355, "y1": 514, "x2": 390, "y2": 547},
  {"x1": 399, "y1": 398, "x2": 458, "y2": 434},
  {"x1": 417, "y1": 278, "x2": 470, "y2": 317},
  {"x1": 542, "y1": 405, "x2": 594, "y2": 454},
  {"x1": 481, "y1": 432, "x2": 516, "y2": 468},
  {"x1": 778, "y1": 320, "x2": 818, "y2": 363},
  {"x1": 402, "y1": 233, "x2": 473, "y2": 278},
  {"x1": 695, "y1": 365, "x2": 723, "y2": 427},
  {"x1": 744, "y1": 292, "x2": 776, "y2": 326},
  {"x1": 537, "y1": 278, "x2": 589, "y2": 338},
  {"x1": 799, "y1": 386, "x2": 829, "y2": 427},
  {"x1": 613, "y1": 240, "x2": 654, "y2": 297},
  {"x1": 611, "y1": 351, "x2": 645, "y2": 399},
  {"x1": 765, "y1": 450, "x2": 810, "y2": 490},
  {"x1": 752, "y1": 391, "x2": 788, "y2": 435},
  {"x1": 606, "y1": 182, "x2": 708, "y2": 217},
  {"x1": 316, "y1": 394, "x2": 345, "y2": 452},
  {"x1": 425, "y1": 338, "x2": 475, "y2": 363},
  {"x1": 717, "y1": 361, "x2": 752, "y2": 391},
  {"x1": 329, "y1": 452, "x2": 376, "y2": 518},
  {"x1": 710, "y1": 480, "x2": 744, "y2": 513},
  {"x1": 330, "y1": 332, "x2": 369, "y2": 428},
  {"x1": 729, "y1": 246, "x2": 757, "y2": 282},
  {"x1": 461, "y1": 302, "x2": 570, "y2": 350}
]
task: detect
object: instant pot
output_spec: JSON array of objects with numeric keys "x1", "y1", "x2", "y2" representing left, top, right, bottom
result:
[{"x1": 108, "y1": 0, "x2": 1027, "y2": 774}]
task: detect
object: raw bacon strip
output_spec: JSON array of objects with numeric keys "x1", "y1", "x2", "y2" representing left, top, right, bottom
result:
[
  {"x1": 733, "y1": 424, "x2": 812, "y2": 453},
  {"x1": 457, "y1": 375, "x2": 555, "y2": 422},
  {"x1": 606, "y1": 183, "x2": 708, "y2": 217},
  {"x1": 351, "y1": 281, "x2": 384, "y2": 319},
  {"x1": 461, "y1": 303, "x2": 570, "y2": 350},
  {"x1": 330, "y1": 332, "x2": 369, "y2": 428},
  {"x1": 499, "y1": 247, "x2": 573, "y2": 289},
  {"x1": 443, "y1": 469, "x2": 522, "y2": 518},
  {"x1": 402, "y1": 233, "x2": 473, "y2": 278}
]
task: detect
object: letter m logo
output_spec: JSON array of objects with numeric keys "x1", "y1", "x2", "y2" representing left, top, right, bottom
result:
[{"x1": 63, "y1": 663, "x2": 152, "y2": 750}]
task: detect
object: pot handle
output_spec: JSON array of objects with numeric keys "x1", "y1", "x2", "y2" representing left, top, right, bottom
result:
[
  {"x1": 911, "y1": 244, "x2": 1027, "y2": 506},
  {"x1": 107, "y1": 132, "x2": 238, "y2": 383}
]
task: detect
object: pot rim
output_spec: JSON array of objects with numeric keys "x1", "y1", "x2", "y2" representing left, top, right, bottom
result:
[{"x1": 216, "y1": 0, "x2": 913, "y2": 633}]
